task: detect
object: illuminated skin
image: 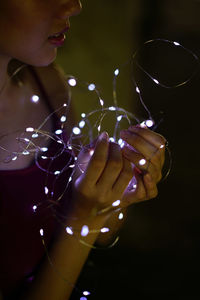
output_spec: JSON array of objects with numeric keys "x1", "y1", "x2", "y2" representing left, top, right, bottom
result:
[
  {"x1": 0, "y1": 0, "x2": 166, "y2": 299},
  {"x1": 0, "y1": 0, "x2": 82, "y2": 90}
]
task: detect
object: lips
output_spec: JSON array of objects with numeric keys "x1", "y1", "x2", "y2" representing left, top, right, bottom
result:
[{"x1": 48, "y1": 26, "x2": 69, "y2": 46}]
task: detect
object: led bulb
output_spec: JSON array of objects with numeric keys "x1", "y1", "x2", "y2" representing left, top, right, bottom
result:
[{"x1": 68, "y1": 78, "x2": 77, "y2": 87}]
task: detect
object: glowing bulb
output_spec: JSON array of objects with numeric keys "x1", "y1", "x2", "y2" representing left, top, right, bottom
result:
[
  {"x1": 81, "y1": 225, "x2": 89, "y2": 237},
  {"x1": 12, "y1": 156, "x2": 17, "y2": 161},
  {"x1": 139, "y1": 159, "x2": 146, "y2": 166},
  {"x1": 109, "y1": 137, "x2": 115, "y2": 142},
  {"x1": 63, "y1": 103, "x2": 67, "y2": 107},
  {"x1": 112, "y1": 200, "x2": 121, "y2": 207},
  {"x1": 31, "y1": 95, "x2": 40, "y2": 103},
  {"x1": 109, "y1": 106, "x2": 116, "y2": 111},
  {"x1": 136, "y1": 86, "x2": 140, "y2": 94},
  {"x1": 26, "y1": 127, "x2": 34, "y2": 132},
  {"x1": 89, "y1": 149, "x2": 94, "y2": 156},
  {"x1": 22, "y1": 150, "x2": 29, "y2": 155},
  {"x1": 41, "y1": 147, "x2": 48, "y2": 152},
  {"x1": 88, "y1": 83, "x2": 96, "y2": 91},
  {"x1": 72, "y1": 127, "x2": 81, "y2": 135},
  {"x1": 32, "y1": 133, "x2": 38, "y2": 138},
  {"x1": 100, "y1": 99, "x2": 104, "y2": 106},
  {"x1": 145, "y1": 119, "x2": 154, "y2": 128},
  {"x1": 79, "y1": 120, "x2": 85, "y2": 128},
  {"x1": 83, "y1": 291, "x2": 91, "y2": 296},
  {"x1": 60, "y1": 115, "x2": 67, "y2": 123},
  {"x1": 44, "y1": 186, "x2": 49, "y2": 195},
  {"x1": 174, "y1": 41, "x2": 180, "y2": 46},
  {"x1": 69, "y1": 176, "x2": 72, "y2": 182},
  {"x1": 133, "y1": 184, "x2": 137, "y2": 189},
  {"x1": 40, "y1": 229, "x2": 44, "y2": 236},
  {"x1": 41, "y1": 156, "x2": 47, "y2": 159},
  {"x1": 117, "y1": 115, "x2": 123, "y2": 122},
  {"x1": 66, "y1": 227, "x2": 73, "y2": 235},
  {"x1": 80, "y1": 297, "x2": 87, "y2": 300},
  {"x1": 33, "y1": 205, "x2": 37, "y2": 212},
  {"x1": 54, "y1": 171, "x2": 61, "y2": 175},
  {"x1": 24, "y1": 138, "x2": 30, "y2": 142},
  {"x1": 68, "y1": 78, "x2": 77, "y2": 87},
  {"x1": 114, "y1": 69, "x2": 120, "y2": 76},
  {"x1": 55, "y1": 129, "x2": 62, "y2": 135},
  {"x1": 81, "y1": 113, "x2": 86, "y2": 118},
  {"x1": 160, "y1": 144, "x2": 165, "y2": 149},
  {"x1": 140, "y1": 121, "x2": 147, "y2": 128},
  {"x1": 118, "y1": 138, "x2": 123, "y2": 146},
  {"x1": 101, "y1": 227, "x2": 110, "y2": 233},
  {"x1": 153, "y1": 78, "x2": 159, "y2": 85},
  {"x1": 97, "y1": 125, "x2": 101, "y2": 132},
  {"x1": 69, "y1": 164, "x2": 75, "y2": 168},
  {"x1": 118, "y1": 212, "x2": 124, "y2": 220}
]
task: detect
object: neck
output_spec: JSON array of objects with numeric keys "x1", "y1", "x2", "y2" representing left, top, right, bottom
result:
[{"x1": 0, "y1": 54, "x2": 11, "y2": 94}]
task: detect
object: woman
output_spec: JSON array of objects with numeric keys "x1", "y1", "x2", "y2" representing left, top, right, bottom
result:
[{"x1": 0, "y1": 0, "x2": 166, "y2": 299}]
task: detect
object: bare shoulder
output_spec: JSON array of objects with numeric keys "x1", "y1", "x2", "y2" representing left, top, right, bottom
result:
[{"x1": 32, "y1": 63, "x2": 76, "y2": 130}]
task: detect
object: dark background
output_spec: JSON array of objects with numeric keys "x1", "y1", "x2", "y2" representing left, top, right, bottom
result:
[{"x1": 57, "y1": 0, "x2": 200, "y2": 298}]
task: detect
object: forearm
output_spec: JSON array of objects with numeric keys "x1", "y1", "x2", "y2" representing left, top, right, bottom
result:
[{"x1": 24, "y1": 209, "x2": 110, "y2": 300}]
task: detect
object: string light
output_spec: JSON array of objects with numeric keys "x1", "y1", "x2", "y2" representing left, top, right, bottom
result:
[
  {"x1": 72, "y1": 127, "x2": 81, "y2": 135},
  {"x1": 32, "y1": 205, "x2": 37, "y2": 212},
  {"x1": 66, "y1": 227, "x2": 74, "y2": 235},
  {"x1": 68, "y1": 78, "x2": 77, "y2": 87},
  {"x1": 118, "y1": 212, "x2": 124, "y2": 220},
  {"x1": 81, "y1": 225, "x2": 89, "y2": 237},
  {"x1": 83, "y1": 291, "x2": 91, "y2": 296},
  {"x1": 88, "y1": 83, "x2": 96, "y2": 91},
  {"x1": 1, "y1": 37, "x2": 199, "y2": 299},
  {"x1": 112, "y1": 200, "x2": 121, "y2": 207},
  {"x1": 55, "y1": 129, "x2": 63, "y2": 135},
  {"x1": 139, "y1": 159, "x2": 147, "y2": 166},
  {"x1": 100, "y1": 227, "x2": 110, "y2": 233},
  {"x1": 31, "y1": 95, "x2": 40, "y2": 103}
]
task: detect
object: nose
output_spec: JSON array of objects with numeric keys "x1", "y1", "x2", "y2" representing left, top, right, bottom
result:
[{"x1": 57, "y1": 0, "x2": 82, "y2": 19}]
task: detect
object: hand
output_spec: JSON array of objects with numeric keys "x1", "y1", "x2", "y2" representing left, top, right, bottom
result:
[
  {"x1": 71, "y1": 132, "x2": 133, "y2": 216},
  {"x1": 120, "y1": 125, "x2": 166, "y2": 207}
]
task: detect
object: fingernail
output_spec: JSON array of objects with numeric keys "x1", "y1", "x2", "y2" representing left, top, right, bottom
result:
[{"x1": 99, "y1": 131, "x2": 109, "y2": 142}]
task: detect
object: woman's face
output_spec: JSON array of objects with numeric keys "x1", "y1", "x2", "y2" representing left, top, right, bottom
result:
[{"x1": 0, "y1": 0, "x2": 82, "y2": 66}]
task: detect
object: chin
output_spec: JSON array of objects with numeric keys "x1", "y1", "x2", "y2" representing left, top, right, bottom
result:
[{"x1": 20, "y1": 48, "x2": 58, "y2": 67}]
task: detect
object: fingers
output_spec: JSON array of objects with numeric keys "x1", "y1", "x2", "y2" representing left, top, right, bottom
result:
[
  {"x1": 120, "y1": 126, "x2": 166, "y2": 182},
  {"x1": 121, "y1": 146, "x2": 162, "y2": 183},
  {"x1": 96, "y1": 142, "x2": 123, "y2": 190},
  {"x1": 128, "y1": 125, "x2": 166, "y2": 149},
  {"x1": 127, "y1": 125, "x2": 166, "y2": 167},
  {"x1": 122, "y1": 172, "x2": 158, "y2": 206},
  {"x1": 80, "y1": 132, "x2": 109, "y2": 186},
  {"x1": 112, "y1": 156, "x2": 134, "y2": 195}
]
